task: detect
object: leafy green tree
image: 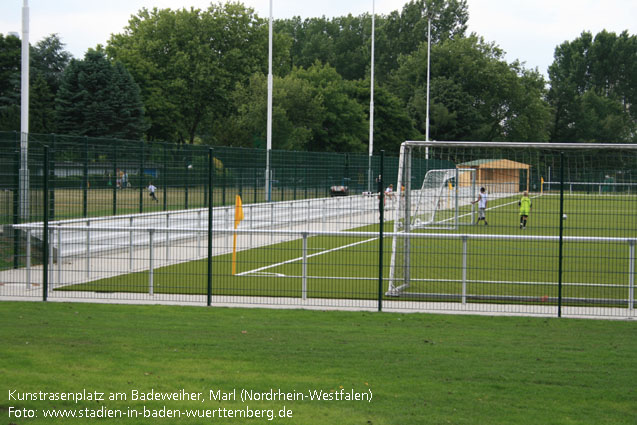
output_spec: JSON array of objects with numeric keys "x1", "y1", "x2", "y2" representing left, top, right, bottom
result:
[
  {"x1": 375, "y1": 0, "x2": 468, "y2": 82},
  {"x1": 275, "y1": 1, "x2": 468, "y2": 84},
  {"x1": 548, "y1": 30, "x2": 636, "y2": 142},
  {"x1": 29, "y1": 34, "x2": 71, "y2": 133},
  {"x1": 221, "y1": 63, "x2": 371, "y2": 153},
  {"x1": 221, "y1": 72, "x2": 324, "y2": 150},
  {"x1": 391, "y1": 36, "x2": 550, "y2": 142},
  {"x1": 0, "y1": 33, "x2": 72, "y2": 133},
  {"x1": 294, "y1": 62, "x2": 368, "y2": 152},
  {"x1": 277, "y1": 15, "x2": 371, "y2": 81},
  {"x1": 0, "y1": 34, "x2": 21, "y2": 131},
  {"x1": 351, "y1": 78, "x2": 418, "y2": 153},
  {"x1": 31, "y1": 34, "x2": 71, "y2": 95},
  {"x1": 55, "y1": 49, "x2": 146, "y2": 139},
  {"x1": 107, "y1": 3, "x2": 273, "y2": 143},
  {"x1": 29, "y1": 73, "x2": 56, "y2": 133}
]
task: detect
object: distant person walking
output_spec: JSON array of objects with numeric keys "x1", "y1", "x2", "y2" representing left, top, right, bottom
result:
[
  {"x1": 519, "y1": 191, "x2": 532, "y2": 229},
  {"x1": 148, "y1": 183, "x2": 159, "y2": 202},
  {"x1": 472, "y1": 187, "x2": 488, "y2": 225}
]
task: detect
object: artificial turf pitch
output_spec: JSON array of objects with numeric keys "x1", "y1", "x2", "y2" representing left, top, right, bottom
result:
[{"x1": 60, "y1": 194, "x2": 637, "y2": 308}]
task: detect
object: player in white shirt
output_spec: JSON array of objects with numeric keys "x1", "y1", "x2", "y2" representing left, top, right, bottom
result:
[
  {"x1": 148, "y1": 183, "x2": 159, "y2": 202},
  {"x1": 471, "y1": 187, "x2": 488, "y2": 225}
]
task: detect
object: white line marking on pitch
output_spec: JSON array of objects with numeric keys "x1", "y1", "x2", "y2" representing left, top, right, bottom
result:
[{"x1": 236, "y1": 237, "x2": 377, "y2": 277}]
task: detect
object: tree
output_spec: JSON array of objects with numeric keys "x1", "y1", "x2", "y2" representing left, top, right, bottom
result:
[
  {"x1": 55, "y1": 49, "x2": 146, "y2": 139},
  {"x1": 222, "y1": 63, "x2": 369, "y2": 153},
  {"x1": 351, "y1": 78, "x2": 418, "y2": 153},
  {"x1": 390, "y1": 35, "x2": 550, "y2": 142},
  {"x1": 548, "y1": 30, "x2": 636, "y2": 142},
  {"x1": 107, "y1": 3, "x2": 273, "y2": 143},
  {"x1": 0, "y1": 34, "x2": 21, "y2": 131},
  {"x1": 29, "y1": 72, "x2": 56, "y2": 133},
  {"x1": 30, "y1": 34, "x2": 71, "y2": 133},
  {"x1": 375, "y1": 0, "x2": 469, "y2": 82},
  {"x1": 294, "y1": 62, "x2": 368, "y2": 152},
  {"x1": 275, "y1": 1, "x2": 469, "y2": 84},
  {"x1": 220, "y1": 72, "x2": 324, "y2": 150},
  {"x1": 0, "y1": 33, "x2": 73, "y2": 133},
  {"x1": 31, "y1": 34, "x2": 71, "y2": 95}
]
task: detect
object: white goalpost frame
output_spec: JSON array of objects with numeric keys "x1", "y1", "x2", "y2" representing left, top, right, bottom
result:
[
  {"x1": 388, "y1": 143, "x2": 477, "y2": 296},
  {"x1": 386, "y1": 139, "x2": 637, "y2": 297},
  {"x1": 407, "y1": 168, "x2": 474, "y2": 229}
]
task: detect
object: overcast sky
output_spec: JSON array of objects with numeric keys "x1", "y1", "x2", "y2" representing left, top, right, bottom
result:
[{"x1": 1, "y1": 0, "x2": 635, "y2": 77}]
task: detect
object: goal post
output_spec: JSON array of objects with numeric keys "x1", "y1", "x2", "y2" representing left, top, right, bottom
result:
[
  {"x1": 386, "y1": 139, "x2": 637, "y2": 299},
  {"x1": 388, "y1": 142, "x2": 476, "y2": 295},
  {"x1": 407, "y1": 168, "x2": 477, "y2": 228}
]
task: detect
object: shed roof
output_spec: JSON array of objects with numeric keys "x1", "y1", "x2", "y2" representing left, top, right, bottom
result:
[{"x1": 458, "y1": 159, "x2": 530, "y2": 170}]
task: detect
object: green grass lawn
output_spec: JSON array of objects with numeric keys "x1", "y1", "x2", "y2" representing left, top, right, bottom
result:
[
  {"x1": 0, "y1": 302, "x2": 635, "y2": 425},
  {"x1": 60, "y1": 194, "x2": 637, "y2": 308}
]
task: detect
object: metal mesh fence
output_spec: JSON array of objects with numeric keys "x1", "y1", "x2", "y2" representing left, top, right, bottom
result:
[{"x1": 1, "y1": 134, "x2": 636, "y2": 319}]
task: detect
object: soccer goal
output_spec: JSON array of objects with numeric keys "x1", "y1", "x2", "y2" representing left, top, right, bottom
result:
[
  {"x1": 387, "y1": 143, "x2": 476, "y2": 296},
  {"x1": 392, "y1": 144, "x2": 477, "y2": 231}
]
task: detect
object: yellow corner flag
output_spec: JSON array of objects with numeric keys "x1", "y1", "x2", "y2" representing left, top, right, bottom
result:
[
  {"x1": 234, "y1": 195, "x2": 244, "y2": 229},
  {"x1": 232, "y1": 195, "x2": 244, "y2": 275}
]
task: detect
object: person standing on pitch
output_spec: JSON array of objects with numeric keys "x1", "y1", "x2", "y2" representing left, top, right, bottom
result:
[
  {"x1": 472, "y1": 187, "x2": 488, "y2": 225},
  {"x1": 148, "y1": 182, "x2": 159, "y2": 202},
  {"x1": 518, "y1": 191, "x2": 532, "y2": 229}
]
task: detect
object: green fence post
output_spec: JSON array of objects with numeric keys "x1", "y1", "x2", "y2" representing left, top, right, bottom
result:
[
  {"x1": 139, "y1": 144, "x2": 144, "y2": 214},
  {"x1": 112, "y1": 143, "x2": 117, "y2": 215},
  {"x1": 185, "y1": 162, "x2": 189, "y2": 210},
  {"x1": 239, "y1": 168, "x2": 243, "y2": 200},
  {"x1": 558, "y1": 152, "x2": 565, "y2": 317},
  {"x1": 222, "y1": 168, "x2": 227, "y2": 206},
  {"x1": 13, "y1": 131, "x2": 20, "y2": 269},
  {"x1": 204, "y1": 153, "x2": 209, "y2": 208},
  {"x1": 378, "y1": 150, "x2": 385, "y2": 312},
  {"x1": 163, "y1": 143, "x2": 167, "y2": 211},
  {"x1": 49, "y1": 134, "x2": 55, "y2": 220},
  {"x1": 253, "y1": 168, "x2": 257, "y2": 204},
  {"x1": 83, "y1": 136, "x2": 88, "y2": 218},
  {"x1": 293, "y1": 162, "x2": 297, "y2": 201},
  {"x1": 207, "y1": 148, "x2": 213, "y2": 306},
  {"x1": 43, "y1": 145, "x2": 49, "y2": 302}
]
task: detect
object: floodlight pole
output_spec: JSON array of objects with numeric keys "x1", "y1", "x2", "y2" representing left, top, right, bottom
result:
[
  {"x1": 19, "y1": 0, "x2": 30, "y2": 220},
  {"x1": 425, "y1": 14, "x2": 431, "y2": 160},
  {"x1": 367, "y1": 0, "x2": 375, "y2": 192},
  {"x1": 265, "y1": 0, "x2": 273, "y2": 202}
]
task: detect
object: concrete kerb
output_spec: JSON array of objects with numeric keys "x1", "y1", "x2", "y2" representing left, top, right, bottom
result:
[{"x1": 1, "y1": 293, "x2": 634, "y2": 321}]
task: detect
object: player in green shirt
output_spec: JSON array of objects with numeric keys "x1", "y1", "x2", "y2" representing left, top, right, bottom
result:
[{"x1": 518, "y1": 191, "x2": 532, "y2": 229}]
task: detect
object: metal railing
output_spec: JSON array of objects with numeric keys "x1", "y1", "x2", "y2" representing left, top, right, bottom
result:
[{"x1": 2, "y1": 225, "x2": 635, "y2": 318}]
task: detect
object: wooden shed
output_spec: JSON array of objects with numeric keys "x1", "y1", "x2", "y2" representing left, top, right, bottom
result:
[{"x1": 457, "y1": 159, "x2": 530, "y2": 193}]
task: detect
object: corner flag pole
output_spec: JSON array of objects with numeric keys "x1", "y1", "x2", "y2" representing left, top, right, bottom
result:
[
  {"x1": 232, "y1": 195, "x2": 244, "y2": 275},
  {"x1": 20, "y1": 0, "x2": 30, "y2": 220}
]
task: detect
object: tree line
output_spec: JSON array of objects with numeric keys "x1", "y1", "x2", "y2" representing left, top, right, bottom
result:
[{"x1": 0, "y1": 0, "x2": 635, "y2": 153}]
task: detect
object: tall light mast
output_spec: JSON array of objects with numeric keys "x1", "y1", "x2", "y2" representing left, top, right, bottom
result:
[
  {"x1": 425, "y1": 14, "x2": 431, "y2": 159},
  {"x1": 368, "y1": 0, "x2": 375, "y2": 192},
  {"x1": 20, "y1": 0, "x2": 30, "y2": 219},
  {"x1": 265, "y1": 0, "x2": 273, "y2": 202}
]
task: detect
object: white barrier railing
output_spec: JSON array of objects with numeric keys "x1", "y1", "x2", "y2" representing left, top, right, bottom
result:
[
  {"x1": 6, "y1": 226, "x2": 636, "y2": 315},
  {"x1": 543, "y1": 181, "x2": 637, "y2": 194},
  {"x1": 14, "y1": 195, "x2": 378, "y2": 263}
]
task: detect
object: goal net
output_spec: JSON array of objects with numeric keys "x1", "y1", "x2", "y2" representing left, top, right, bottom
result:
[{"x1": 387, "y1": 144, "x2": 476, "y2": 296}]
